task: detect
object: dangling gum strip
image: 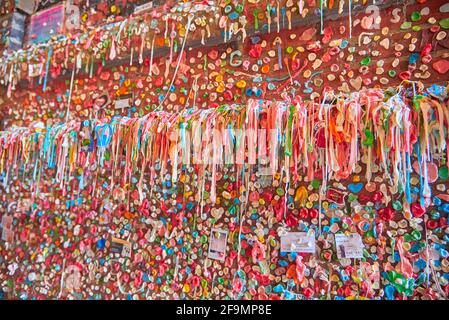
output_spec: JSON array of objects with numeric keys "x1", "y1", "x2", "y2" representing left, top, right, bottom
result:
[
  {"x1": 375, "y1": 104, "x2": 389, "y2": 180},
  {"x1": 352, "y1": 99, "x2": 360, "y2": 175},
  {"x1": 137, "y1": 134, "x2": 147, "y2": 203},
  {"x1": 110, "y1": 122, "x2": 119, "y2": 194},
  {"x1": 245, "y1": 103, "x2": 253, "y2": 167},
  {"x1": 56, "y1": 135, "x2": 67, "y2": 187},
  {"x1": 364, "y1": 94, "x2": 380, "y2": 182},
  {"x1": 304, "y1": 115, "x2": 316, "y2": 181},
  {"x1": 395, "y1": 113, "x2": 404, "y2": 183},
  {"x1": 268, "y1": 102, "x2": 278, "y2": 175},
  {"x1": 396, "y1": 236, "x2": 413, "y2": 279},
  {"x1": 186, "y1": 75, "x2": 199, "y2": 110},
  {"x1": 236, "y1": 108, "x2": 246, "y2": 175},
  {"x1": 283, "y1": 160, "x2": 289, "y2": 220},
  {"x1": 318, "y1": 97, "x2": 328, "y2": 191},
  {"x1": 298, "y1": 105, "x2": 311, "y2": 172},
  {"x1": 430, "y1": 99, "x2": 447, "y2": 153},
  {"x1": 388, "y1": 99, "x2": 401, "y2": 192},
  {"x1": 164, "y1": 16, "x2": 169, "y2": 40},
  {"x1": 57, "y1": 258, "x2": 66, "y2": 299},
  {"x1": 291, "y1": 108, "x2": 299, "y2": 181},
  {"x1": 42, "y1": 48, "x2": 52, "y2": 93},
  {"x1": 139, "y1": 32, "x2": 145, "y2": 65},
  {"x1": 148, "y1": 126, "x2": 157, "y2": 199},
  {"x1": 349, "y1": 0, "x2": 353, "y2": 39},
  {"x1": 194, "y1": 116, "x2": 207, "y2": 211},
  {"x1": 348, "y1": 99, "x2": 359, "y2": 175},
  {"x1": 215, "y1": 116, "x2": 224, "y2": 192},
  {"x1": 266, "y1": 102, "x2": 273, "y2": 173},
  {"x1": 179, "y1": 121, "x2": 189, "y2": 168},
  {"x1": 169, "y1": 22, "x2": 175, "y2": 65},
  {"x1": 276, "y1": 0, "x2": 280, "y2": 33},
  {"x1": 160, "y1": 118, "x2": 171, "y2": 181},
  {"x1": 225, "y1": 120, "x2": 237, "y2": 163},
  {"x1": 310, "y1": 97, "x2": 318, "y2": 142},
  {"x1": 283, "y1": 104, "x2": 294, "y2": 218},
  {"x1": 118, "y1": 122, "x2": 132, "y2": 185},
  {"x1": 208, "y1": 114, "x2": 219, "y2": 204},
  {"x1": 446, "y1": 100, "x2": 449, "y2": 172},
  {"x1": 403, "y1": 107, "x2": 412, "y2": 204},
  {"x1": 277, "y1": 105, "x2": 284, "y2": 175},
  {"x1": 299, "y1": 103, "x2": 308, "y2": 177},
  {"x1": 420, "y1": 101, "x2": 432, "y2": 198},
  {"x1": 152, "y1": 120, "x2": 163, "y2": 183},
  {"x1": 3, "y1": 89, "x2": 449, "y2": 203},
  {"x1": 398, "y1": 107, "x2": 407, "y2": 197},
  {"x1": 326, "y1": 101, "x2": 336, "y2": 181},
  {"x1": 246, "y1": 100, "x2": 259, "y2": 166},
  {"x1": 149, "y1": 36, "x2": 155, "y2": 78},
  {"x1": 235, "y1": 164, "x2": 250, "y2": 283},
  {"x1": 123, "y1": 121, "x2": 134, "y2": 186},
  {"x1": 421, "y1": 101, "x2": 432, "y2": 160},
  {"x1": 6, "y1": 64, "x2": 13, "y2": 98},
  {"x1": 394, "y1": 114, "x2": 402, "y2": 191},
  {"x1": 192, "y1": 118, "x2": 202, "y2": 167},
  {"x1": 170, "y1": 122, "x2": 179, "y2": 185},
  {"x1": 66, "y1": 66, "x2": 76, "y2": 122},
  {"x1": 366, "y1": 121, "x2": 373, "y2": 183},
  {"x1": 328, "y1": 106, "x2": 340, "y2": 173},
  {"x1": 130, "y1": 45, "x2": 134, "y2": 66}
]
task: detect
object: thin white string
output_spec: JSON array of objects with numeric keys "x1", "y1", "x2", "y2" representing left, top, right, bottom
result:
[
  {"x1": 349, "y1": 0, "x2": 352, "y2": 39},
  {"x1": 155, "y1": 14, "x2": 194, "y2": 111}
]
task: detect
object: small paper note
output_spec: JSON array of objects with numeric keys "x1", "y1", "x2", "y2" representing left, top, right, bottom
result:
[
  {"x1": 1, "y1": 215, "x2": 13, "y2": 230},
  {"x1": 1, "y1": 228, "x2": 14, "y2": 242},
  {"x1": 281, "y1": 231, "x2": 316, "y2": 253},
  {"x1": 208, "y1": 228, "x2": 228, "y2": 261},
  {"x1": 115, "y1": 94, "x2": 133, "y2": 109},
  {"x1": 335, "y1": 233, "x2": 364, "y2": 259},
  {"x1": 110, "y1": 237, "x2": 132, "y2": 257}
]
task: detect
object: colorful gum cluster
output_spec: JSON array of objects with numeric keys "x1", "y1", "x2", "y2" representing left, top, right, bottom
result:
[{"x1": 1, "y1": 89, "x2": 449, "y2": 300}]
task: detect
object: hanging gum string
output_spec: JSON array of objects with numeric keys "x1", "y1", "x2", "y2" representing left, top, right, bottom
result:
[
  {"x1": 156, "y1": 13, "x2": 194, "y2": 111},
  {"x1": 149, "y1": 36, "x2": 155, "y2": 78},
  {"x1": 65, "y1": 62, "x2": 77, "y2": 122},
  {"x1": 42, "y1": 48, "x2": 53, "y2": 93},
  {"x1": 1, "y1": 87, "x2": 449, "y2": 212},
  {"x1": 349, "y1": 0, "x2": 352, "y2": 39},
  {"x1": 320, "y1": 0, "x2": 324, "y2": 35}
]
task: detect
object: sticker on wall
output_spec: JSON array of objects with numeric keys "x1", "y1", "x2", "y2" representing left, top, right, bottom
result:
[
  {"x1": 114, "y1": 93, "x2": 134, "y2": 109},
  {"x1": 1, "y1": 215, "x2": 12, "y2": 230},
  {"x1": 208, "y1": 228, "x2": 228, "y2": 261},
  {"x1": 335, "y1": 233, "x2": 364, "y2": 259},
  {"x1": 134, "y1": 2, "x2": 154, "y2": 14},
  {"x1": 280, "y1": 231, "x2": 316, "y2": 253},
  {"x1": 27, "y1": 3, "x2": 65, "y2": 46},
  {"x1": 1, "y1": 227, "x2": 14, "y2": 242},
  {"x1": 110, "y1": 237, "x2": 132, "y2": 258},
  {"x1": 28, "y1": 63, "x2": 43, "y2": 78},
  {"x1": 8, "y1": 11, "x2": 26, "y2": 51}
]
